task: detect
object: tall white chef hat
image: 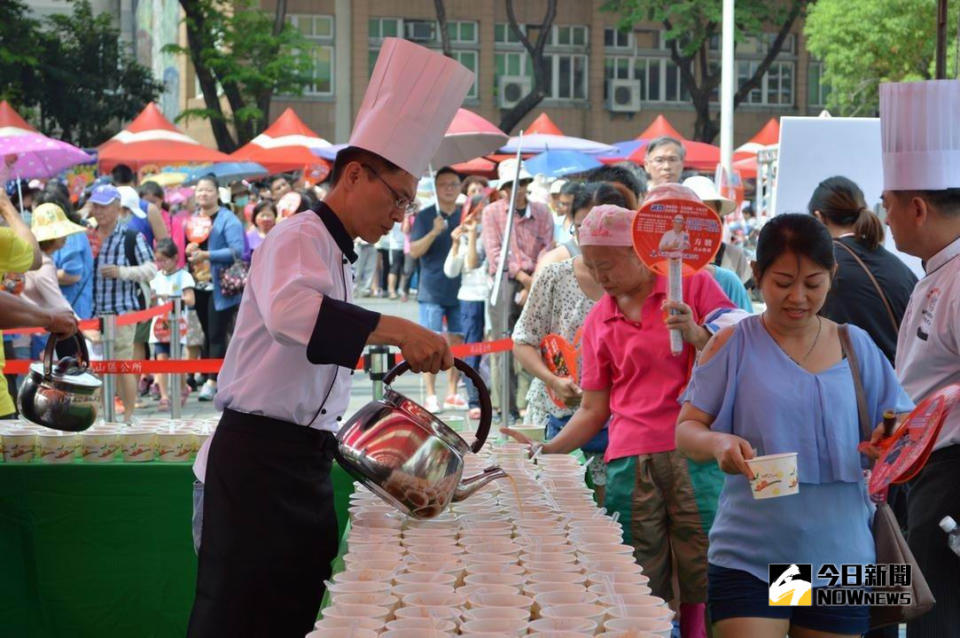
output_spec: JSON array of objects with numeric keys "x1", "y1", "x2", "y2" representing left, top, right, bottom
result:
[
  {"x1": 880, "y1": 79, "x2": 960, "y2": 191},
  {"x1": 348, "y1": 38, "x2": 474, "y2": 178}
]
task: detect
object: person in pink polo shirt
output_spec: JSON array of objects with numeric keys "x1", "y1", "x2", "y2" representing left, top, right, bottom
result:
[{"x1": 503, "y1": 204, "x2": 741, "y2": 638}]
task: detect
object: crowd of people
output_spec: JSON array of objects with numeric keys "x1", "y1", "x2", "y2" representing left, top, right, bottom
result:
[{"x1": 0, "y1": 165, "x2": 328, "y2": 423}]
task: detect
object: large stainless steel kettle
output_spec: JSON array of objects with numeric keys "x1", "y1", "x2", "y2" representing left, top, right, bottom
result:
[
  {"x1": 18, "y1": 334, "x2": 102, "y2": 432},
  {"x1": 335, "y1": 358, "x2": 506, "y2": 519}
]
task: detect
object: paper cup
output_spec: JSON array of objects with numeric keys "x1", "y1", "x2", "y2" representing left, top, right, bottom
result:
[
  {"x1": 156, "y1": 431, "x2": 195, "y2": 462},
  {"x1": 746, "y1": 452, "x2": 799, "y2": 499},
  {"x1": 459, "y1": 618, "x2": 528, "y2": 636},
  {"x1": 604, "y1": 616, "x2": 674, "y2": 636},
  {"x1": 526, "y1": 617, "x2": 598, "y2": 633},
  {"x1": 312, "y1": 616, "x2": 382, "y2": 632},
  {"x1": 510, "y1": 424, "x2": 545, "y2": 442},
  {"x1": 460, "y1": 605, "x2": 530, "y2": 623},
  {"x1": 81, "y1": 429, "x2": 120, "y2": 462},
  {"x1": 36, "y1": 432, "x2": 78, "y2": 463},
  {"x1": 539, "y1": 603, "x2": 606, "y2": 628},
  {"x1": 120, "y1": 429, "x2": 156, "y2": 462},
  {"x1": 2, "y1": 430, "x2": 36, "y2": 463},
  {"x1": 384, "y1": 618, "x2": 457, "y2": 633}
]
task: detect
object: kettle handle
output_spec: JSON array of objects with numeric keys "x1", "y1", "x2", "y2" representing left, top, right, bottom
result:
[
  {"x1": 383, "y1": 357, "x2": 492, "y2": 454},
  {"x1": 42, "y1": 333, "x2": 91, "y2": 378}
]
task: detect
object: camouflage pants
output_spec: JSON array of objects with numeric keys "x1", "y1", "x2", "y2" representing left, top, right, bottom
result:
[{"x1": 604, "y1": 450, "x2": 709, "y2": 603}]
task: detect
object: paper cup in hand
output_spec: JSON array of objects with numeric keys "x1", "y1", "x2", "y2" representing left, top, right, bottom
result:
[{"x1": 745, "y1": 453, "x2": 799, "y2": 499}]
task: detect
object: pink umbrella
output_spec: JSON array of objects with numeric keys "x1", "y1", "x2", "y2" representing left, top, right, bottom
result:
[
  {"x1": 0, "y1": 101, "x2": 94, "y2": 180},
  {"x1": 431, "y1": 108, "x2": 508, "y2": 167}
]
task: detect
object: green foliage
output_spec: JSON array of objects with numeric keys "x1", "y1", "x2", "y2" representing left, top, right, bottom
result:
[
  {"x1": 0, "y1": 0, "x2": 161, "y2": 147},
  {"x1": 165, "y1": 0, "x2": 315, "y2": 147},
  {"x1": 805, "y1": 0, "x2": 958, "y2": 116}
]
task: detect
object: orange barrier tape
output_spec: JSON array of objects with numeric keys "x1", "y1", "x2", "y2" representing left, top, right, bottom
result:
[
  {"x1": 1, "y1": 337, "x2": 516, "y2": 375},
  {"x1": 1, "y1": 303, "x2": 174, "y2": 336}
]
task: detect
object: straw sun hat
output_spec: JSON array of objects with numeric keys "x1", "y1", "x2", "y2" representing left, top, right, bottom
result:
[{"x1": 31, "y1": 203, "x2": 86, "y2": 243}]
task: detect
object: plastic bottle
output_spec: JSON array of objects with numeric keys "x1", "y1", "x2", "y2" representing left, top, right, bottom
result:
[{"x1": 939, "y1": 516, "x2": 960, "y2": 557}]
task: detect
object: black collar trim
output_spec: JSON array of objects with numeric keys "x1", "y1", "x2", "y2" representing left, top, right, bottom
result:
[{"x1": 314, "y1": 202, "x2": 357, "y2": 263}]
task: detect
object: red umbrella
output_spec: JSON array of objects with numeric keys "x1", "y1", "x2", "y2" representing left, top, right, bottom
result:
[
  {"x1": 526, "y1": 112, "x2": 564, "y2": 135},
  {"x1": 452, "y1": 156, "x2": 498, "y2": 177},
  {"x1": 230, "y1": 108, "x2": 333, "y2": 174},
  {"x1": 98, "y1": 103, "x2": 230, "y2": 172},
  {"x1": 628, "y1": 114, "x2": 720, "y2": 171}
]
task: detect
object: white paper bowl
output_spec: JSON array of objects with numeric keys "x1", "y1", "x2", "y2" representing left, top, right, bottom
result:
[{"x1": 2, "y1": 430, "x2": 36, "y2": 463}]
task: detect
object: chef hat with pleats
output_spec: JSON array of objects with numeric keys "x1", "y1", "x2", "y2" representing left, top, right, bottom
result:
[
  {"x1": 348, "y1": 38, "x2": 474, "y2": 178},
  {"x1": 880, "y1": 79, "x2": 960, "y2": 191}
]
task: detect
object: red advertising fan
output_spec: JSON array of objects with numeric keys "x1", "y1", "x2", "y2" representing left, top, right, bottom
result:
[
  {"x1": 539, "y1": 329, "x2": 582, "y2": 408},
  {"x1": 631, "y1": 184, "x2": 723, "y2": 355},
  {"x1": 866, "y1": 384, "x2": 960, "y2": 502},
  {"x1": 185, "y1": 215, "x2": 212, "y2": 244}
]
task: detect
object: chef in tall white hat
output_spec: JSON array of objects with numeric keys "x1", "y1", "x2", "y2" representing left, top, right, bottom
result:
[
  {"x1": 879, "y1": 78, "x2": 960, "y2": 638},
  {"x1": 187, "y1": 38, "x2": 473, "y2": 638}
]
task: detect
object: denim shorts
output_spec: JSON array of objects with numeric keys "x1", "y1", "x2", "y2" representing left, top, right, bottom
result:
[
  {"x1": 708, "y1": 563, "x2": 870, "y2": 634},
  {"x1": 418, "y1": 302, "x2": 462, "y2": 335}
]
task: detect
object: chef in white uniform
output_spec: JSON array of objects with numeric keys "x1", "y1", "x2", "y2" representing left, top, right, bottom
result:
[
  {"x1": 186, "y1": 38, "x2": 474, "y2": 638},
  {"x1": 879, "y1": 79, "x2": 960, "y2": 638}
]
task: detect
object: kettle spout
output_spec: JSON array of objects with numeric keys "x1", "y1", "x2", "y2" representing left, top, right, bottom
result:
[{"x1": 453, "y1": 466, "x2": 508, "y2": 502}]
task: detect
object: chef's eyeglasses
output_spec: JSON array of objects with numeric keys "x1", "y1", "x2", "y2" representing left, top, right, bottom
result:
[{"x1": 362, "y1": 163, "x2": 419, "y2": 214}]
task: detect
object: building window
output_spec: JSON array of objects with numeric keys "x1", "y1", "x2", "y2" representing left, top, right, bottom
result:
[
  {"x1": 604, "y1": 27, "x2": 632, "y2": 50},
  {"x1": 447, "y1": 20, "x2": 478, "y2": 44},
  {"x1": 288, "y1": 14, "x2": 333, "y2": 39},
  {"x1": 369, "y1": 17, "x2": 402, "y2": 41},
  {"x1": 631, "y1": 58, "x2": 689, "y2": 103},
  {"x1": 285, "y1": 14, "x2": 334, "y2": 97},
  {"x1": 808, "y1": 60, "x2": 830, "y2": 107},
  {"x1": 555, "y1": 25, "x2": 588, "y2": 47},
  {"x1": 494, "y1": 23, "x2": 524, "y2": 44},
  {"x1": 737, "y1": 60, "x2": 794, "y2": 106},
  {"x1": 453, "y1": 50, "x2": 478, "y2": 99},
  {"x1": 495, "y1": 51, "x2": 531, "y2": 78},
  {"x1": 547, "y1": 53, "x2": 587, "y2": 100}
]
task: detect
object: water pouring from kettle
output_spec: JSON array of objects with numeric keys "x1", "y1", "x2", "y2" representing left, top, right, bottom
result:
[{"x1": 335, "y1": 358, "x2": 508, "y2": 519}]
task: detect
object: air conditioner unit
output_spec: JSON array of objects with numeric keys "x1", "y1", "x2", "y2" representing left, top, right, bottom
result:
[
  {"x1": 404, "y1": 20, "x2": 435, "y2": 42},
  {"x1": 607, "y1": 79, "x2": 642, "y2": 112},
  {"x1": 498, "y1": 75, "x2": 531, "y2": 109}
]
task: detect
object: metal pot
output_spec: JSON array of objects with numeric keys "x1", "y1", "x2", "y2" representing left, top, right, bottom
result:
[
  {"x1": 335, "y1": 358, "x2": 505, "y2": 519},
  {"x1": 18, "y1": 334, "x2": 102, "y2": 432}
]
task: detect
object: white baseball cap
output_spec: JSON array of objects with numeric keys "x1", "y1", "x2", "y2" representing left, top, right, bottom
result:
[
  {"x1": 497, "y1": 158, "x2": 533, "y2": 188},
  {"x1": 117, "y1": 186, "x2": 146, "y2": 218}
]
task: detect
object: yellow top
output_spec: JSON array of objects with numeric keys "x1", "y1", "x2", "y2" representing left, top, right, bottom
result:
[{"x1": 0, "y1": 227, "x2": 38, "y2": 416}]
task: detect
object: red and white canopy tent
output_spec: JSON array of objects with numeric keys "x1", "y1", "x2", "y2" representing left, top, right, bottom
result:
[
  {"x1": 0, "y1": 101, "x2": 36, "y2": 137},
  {"x1": 525, "y1": 112, "x2": 564, "y2": 136},
  {"x1": 626, "y1": 115, "x2": 721, "y2": 171},
  {"x1": 229, "y1": 108, "x2": 332, "y2": 175},
  {"x1": 731, "y1": 118, "x2": 781, "y2": 179},
  {"x1": 97, "y1": 103, "x2": 230, "y2": 172}
]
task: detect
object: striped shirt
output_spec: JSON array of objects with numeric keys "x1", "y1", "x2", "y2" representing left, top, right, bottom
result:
[
  {"x1": 480, "y1": 198, "x2": 553, "y2": 278},
  {"x1": 93, "y1": 222, "x2": 153, "y2": 316}
]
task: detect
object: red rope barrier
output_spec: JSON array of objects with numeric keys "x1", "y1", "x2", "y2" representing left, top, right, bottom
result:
[
  {"x1": 0, "y1": 303, "x2": 175, "y2": 336},
  {"x1": 1, "y1": 337, "x2": 517, "y2": 375}
]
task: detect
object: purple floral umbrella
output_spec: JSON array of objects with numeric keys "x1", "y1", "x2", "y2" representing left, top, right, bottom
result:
[{"x1": 0, "y1": 133, "x2": 94, "y2": 181}]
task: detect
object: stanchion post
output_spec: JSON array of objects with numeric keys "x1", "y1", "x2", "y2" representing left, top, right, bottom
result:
[
  {"x1": 102, "y1": 314, "x2": 117, "y2": 423},
  {"x1": 364, "y1": 345, "x2": 395, "y2": 402},
  {"x1": 170, "y1": 297, "x2": 182, "y2": 419}
]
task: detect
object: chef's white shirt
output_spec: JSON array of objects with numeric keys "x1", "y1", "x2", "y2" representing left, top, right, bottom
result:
[
  {"x1": 896, "y1": 236, "x2": 960, "y2": 451},
  {"x1": 193, "y1": 203, "x2": 381, "y2": 481}
]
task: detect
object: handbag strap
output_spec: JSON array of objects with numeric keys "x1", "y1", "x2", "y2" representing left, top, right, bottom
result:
[
  {"x1": 834, "y1": 239, "x2": 899, "y2": 334},
  {"x1": 839, "y1": 324, "x2": 874, "y2": 463}
]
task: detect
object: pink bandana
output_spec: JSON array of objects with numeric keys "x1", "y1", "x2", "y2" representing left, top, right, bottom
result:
[{"x1": 578, "y1": 204, "x2": 635, "y2": 247}]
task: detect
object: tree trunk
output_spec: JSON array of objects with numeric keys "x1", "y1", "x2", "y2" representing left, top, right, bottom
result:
[
  {"x1": 498, "y1": 0, "x2": 557, "y2": 133},
  {"x1": 179, "y1": 0, "x2": 238, "y2": 152},
  {"x1": 434, "y1": 0, "x2": 453, "y2": 58}
]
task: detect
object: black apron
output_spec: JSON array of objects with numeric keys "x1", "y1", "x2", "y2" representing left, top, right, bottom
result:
[{"x1": 187, "y1": 409, "x2": 339, "y2": 638}]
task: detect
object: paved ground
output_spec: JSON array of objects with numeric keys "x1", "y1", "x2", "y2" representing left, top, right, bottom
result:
[{"x1": 130, "y1": 294, "x2": 468, "y2": 425}]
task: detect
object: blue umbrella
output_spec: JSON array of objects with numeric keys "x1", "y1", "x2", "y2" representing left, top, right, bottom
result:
[
  {"x1": 597, "y1": 140, "x2": 647, "y2": 161},
  {"x1": 311, "y1": 143, "x2": 348, "y2": 161},
  {"x1": 525, "y1": 150, "x2": 602, "y2": 178},
  {"x1": 183, "y1": 161, "x2": 269, "y2": 185}
]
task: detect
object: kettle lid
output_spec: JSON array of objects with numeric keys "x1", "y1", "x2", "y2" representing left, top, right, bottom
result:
[{"x1": 29, "y1": 360, "x2": 102, "y2": 389}]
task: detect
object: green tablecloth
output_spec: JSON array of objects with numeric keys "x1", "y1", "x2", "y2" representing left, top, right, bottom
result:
[{"x1": 0, "y1": 461, "x2": 354, "y2": 638}]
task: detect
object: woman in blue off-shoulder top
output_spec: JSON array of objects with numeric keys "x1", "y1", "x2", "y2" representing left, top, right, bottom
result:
[{"x1": 676, "y1": 214, "x2": 914, "y2": 638}]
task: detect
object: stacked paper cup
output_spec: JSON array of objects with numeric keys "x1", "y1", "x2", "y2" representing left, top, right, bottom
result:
[{"x1": 310, "y1": 440, "x2": 675, "y2": 637}]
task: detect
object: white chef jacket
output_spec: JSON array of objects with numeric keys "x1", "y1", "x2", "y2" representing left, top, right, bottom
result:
[
  {"x1": 896, "y1": 236, "x2": 960, "y2": 451},
  {"x1": 193, "y1": 203, "x2": 381, "y2": 481}
]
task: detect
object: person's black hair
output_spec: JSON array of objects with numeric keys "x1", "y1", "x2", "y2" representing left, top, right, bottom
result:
[
  {"x1": 330, "y1": 146, "x2": 404, "y2": 186},
  {"x1": 252, "y1": 200, "x2": 278, "y2": 226},
  {"x1": 899, "y1": 188, "x2": 960, "y2": 217},
  {"x1": 645, "y1": 136, "x2": 686, "y2": 160},
  {"x1": 139, "y1": 181, "x2": 164, "y2": 200},
  {"x1": 35, "y1": 190, "x2": 87, "y2": 227},
  {"x1": 111, "y1": 164, "x2": 135, "y2": 185},
  {"x1": 755, "y1": 213, "x2": 836, "y2": 280},
  {"x1": 808, "y1": 176, "x2": 884, "y2": 250},
  {"x1": 296, "y1": 188, "x2": 319, "y2": 213},
  {"x1": 559, "y1": 180, "x2": 584, "y2": 197},
  {"x1": 585, "y1": 164, "x2": 644, "y2": 197},
  {"x1": 154, "y1": 237, "x2": 178, "y2": 259},
  {"x1": 570, "y1": 183, "x2": 630, "y2": 222},
  {"x1": 196, "y1": 173, "x2": 220, "y2": 189},
  {"x1": 435, "y1": 166, "x2": 461, "y2": 182},
  {"x1": 270, "y1": 175, "x2": 289, "y2": 188},
  {"x1": 43, "y1": 180, "x2": 72, "y2": 209}
]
